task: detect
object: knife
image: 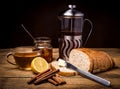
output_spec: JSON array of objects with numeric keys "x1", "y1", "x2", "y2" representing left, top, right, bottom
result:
[{"x1": 58, "y1": 59, "x2": 111, "y2": 87}]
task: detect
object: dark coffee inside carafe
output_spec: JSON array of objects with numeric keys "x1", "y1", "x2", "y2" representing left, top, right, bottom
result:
[{"x1": 60, "y1": 16, "x2": 83, "y2": 32}]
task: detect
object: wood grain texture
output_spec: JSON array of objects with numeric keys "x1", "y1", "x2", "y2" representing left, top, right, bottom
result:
[{"x1": 0, "y1": 48, "x2": 120, "y2": 89}]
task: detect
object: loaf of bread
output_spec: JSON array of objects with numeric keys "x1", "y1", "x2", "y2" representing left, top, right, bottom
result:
[
  {"x1": 69, "y1": 48, "x2": 114, "y2": 73},
  {"x1": 51, "y1": 48, "x2": 114, "y2": 76}
]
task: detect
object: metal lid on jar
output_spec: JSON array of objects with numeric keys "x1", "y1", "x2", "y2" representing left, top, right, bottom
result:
[
  {"x1": 34, "y1": 37, "x2": 51, "y2": 43},
  {"x1": 62, "y1": 5, "x2": 84, "y2": 17}
]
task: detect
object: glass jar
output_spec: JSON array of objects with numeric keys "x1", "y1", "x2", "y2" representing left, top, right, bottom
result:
[{"x1": 33, "y1": 37, "x2": 53, "y2": 63}]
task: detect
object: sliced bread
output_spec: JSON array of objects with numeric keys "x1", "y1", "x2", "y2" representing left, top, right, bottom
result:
[
  {"x1": 50, "y1": 61, "x2": 78, "y2": 76},
  {"x1": 69, "y1": 48, "x2": 114, "y2": 73}
]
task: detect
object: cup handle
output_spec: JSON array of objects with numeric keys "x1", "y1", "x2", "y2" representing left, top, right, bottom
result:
[
  {"x1": 83, "y1": 19, "x2": 93, "y2": 47},
  {"x1": 6, "y1": 52, "x2": 16, "y2": 65}
]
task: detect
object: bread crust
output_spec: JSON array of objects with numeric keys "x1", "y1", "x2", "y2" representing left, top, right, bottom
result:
[{"x1": 101, "y1": 51, "x2": 114, "y2": 69}]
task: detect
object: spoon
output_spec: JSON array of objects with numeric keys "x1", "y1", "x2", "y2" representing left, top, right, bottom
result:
[{"x1": 21, "y1": 24, "x2": 36, "y2": 42}]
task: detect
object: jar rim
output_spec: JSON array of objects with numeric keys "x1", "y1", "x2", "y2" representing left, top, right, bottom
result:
[{"x1": 34, "y1": 37, "x2": 51, "y2": 43}]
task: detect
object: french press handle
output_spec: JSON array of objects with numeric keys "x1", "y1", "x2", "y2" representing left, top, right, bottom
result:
[{"x1": 83, "y1": 19, "x2": 93, "y2": 47}]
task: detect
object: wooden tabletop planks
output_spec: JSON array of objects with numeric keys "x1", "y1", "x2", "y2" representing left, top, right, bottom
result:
[{"x1": 0, "y1": 48, "x2": 120, "y2": 89}]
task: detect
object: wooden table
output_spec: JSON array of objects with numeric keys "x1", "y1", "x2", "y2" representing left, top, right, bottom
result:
[{"x1": 0, "y1": 48, "x2": 120, "y2": 89}]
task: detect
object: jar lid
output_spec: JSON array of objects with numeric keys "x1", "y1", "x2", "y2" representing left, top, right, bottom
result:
[
  {"x1": 34, "y1": 37, "x2": 51, "y2": 43},
  {"x1": 60, "y1": 5, "x2": 84, "y2": 17}
]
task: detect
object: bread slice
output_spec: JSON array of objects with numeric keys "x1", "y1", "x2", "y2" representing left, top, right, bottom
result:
[
  {"x1": 50, "y1": 61, "x2": 78, "y2": 76},
  {"x1": 69, "y1": 48, "x2": 114, "y2": 73},
  {"x1": 69, "y1": 48, "x2": 93, "y2": 73}
]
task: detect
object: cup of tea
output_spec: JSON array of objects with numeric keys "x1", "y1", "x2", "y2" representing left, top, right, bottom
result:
[{"x1": 6, "y1": 46, "x2": 40, "y2": 70}]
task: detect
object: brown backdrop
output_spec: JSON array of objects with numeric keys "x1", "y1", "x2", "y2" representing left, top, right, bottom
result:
[{"x1": 1, "y1": 0, "x2": 120, "y2": 48}]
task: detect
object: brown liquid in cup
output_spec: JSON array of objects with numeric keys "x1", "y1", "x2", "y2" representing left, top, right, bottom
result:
[
  {"x1": 7, "y1": 46, "x2": 40, "y2": 70},
  {"x1": 14, "y1": 52, "x2": 38, "y2": 70}
]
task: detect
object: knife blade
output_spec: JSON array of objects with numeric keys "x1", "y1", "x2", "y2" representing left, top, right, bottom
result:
[{"x1": 58, "y1": 59, "x2": 111, "y2": 87}]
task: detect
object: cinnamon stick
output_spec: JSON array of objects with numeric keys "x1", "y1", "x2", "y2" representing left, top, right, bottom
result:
[
  {"x1": 34, "y1": 69, "x2": 60, "y2": 84},
  {"x1": 48, "y1": 78, "x2": 59, "y2": 86},
  {"x1": 27, "y1": 68, "x2": 50, "y2": 84},
  {"x1": 52, "y1": 74, "x2": 66, "y2": 85},
  {"x1": 36, "y1": 69, "x2": 53, "y2": 79}
]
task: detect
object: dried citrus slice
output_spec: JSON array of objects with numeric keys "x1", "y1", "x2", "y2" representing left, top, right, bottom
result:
[{"x1": 31, "y1": 57, "x2": 50, "y2": 74}]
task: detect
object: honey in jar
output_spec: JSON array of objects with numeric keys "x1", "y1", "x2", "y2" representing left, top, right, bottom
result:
[{"x1": 33, "y1": 37, "x2": 53, "y2": 63}]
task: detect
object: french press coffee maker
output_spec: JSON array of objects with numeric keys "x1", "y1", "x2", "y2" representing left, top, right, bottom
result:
[{"x1": 58, "y1": 5, "x2": 93, "y2": 61}]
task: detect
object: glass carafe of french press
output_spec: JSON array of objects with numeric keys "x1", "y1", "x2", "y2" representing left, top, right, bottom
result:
[{"x1": 58, "y1": 5, "x2": 93, "y2": 61}]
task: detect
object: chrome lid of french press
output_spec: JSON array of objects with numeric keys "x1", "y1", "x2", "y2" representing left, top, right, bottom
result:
[{"x1": 63, "y1": 5, "x2": 84, "y2": 17}]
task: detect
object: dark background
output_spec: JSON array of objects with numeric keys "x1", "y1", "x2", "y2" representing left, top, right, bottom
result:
[{"x1": 1, "y1": 0, "x2": 120, "y2": 49}]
